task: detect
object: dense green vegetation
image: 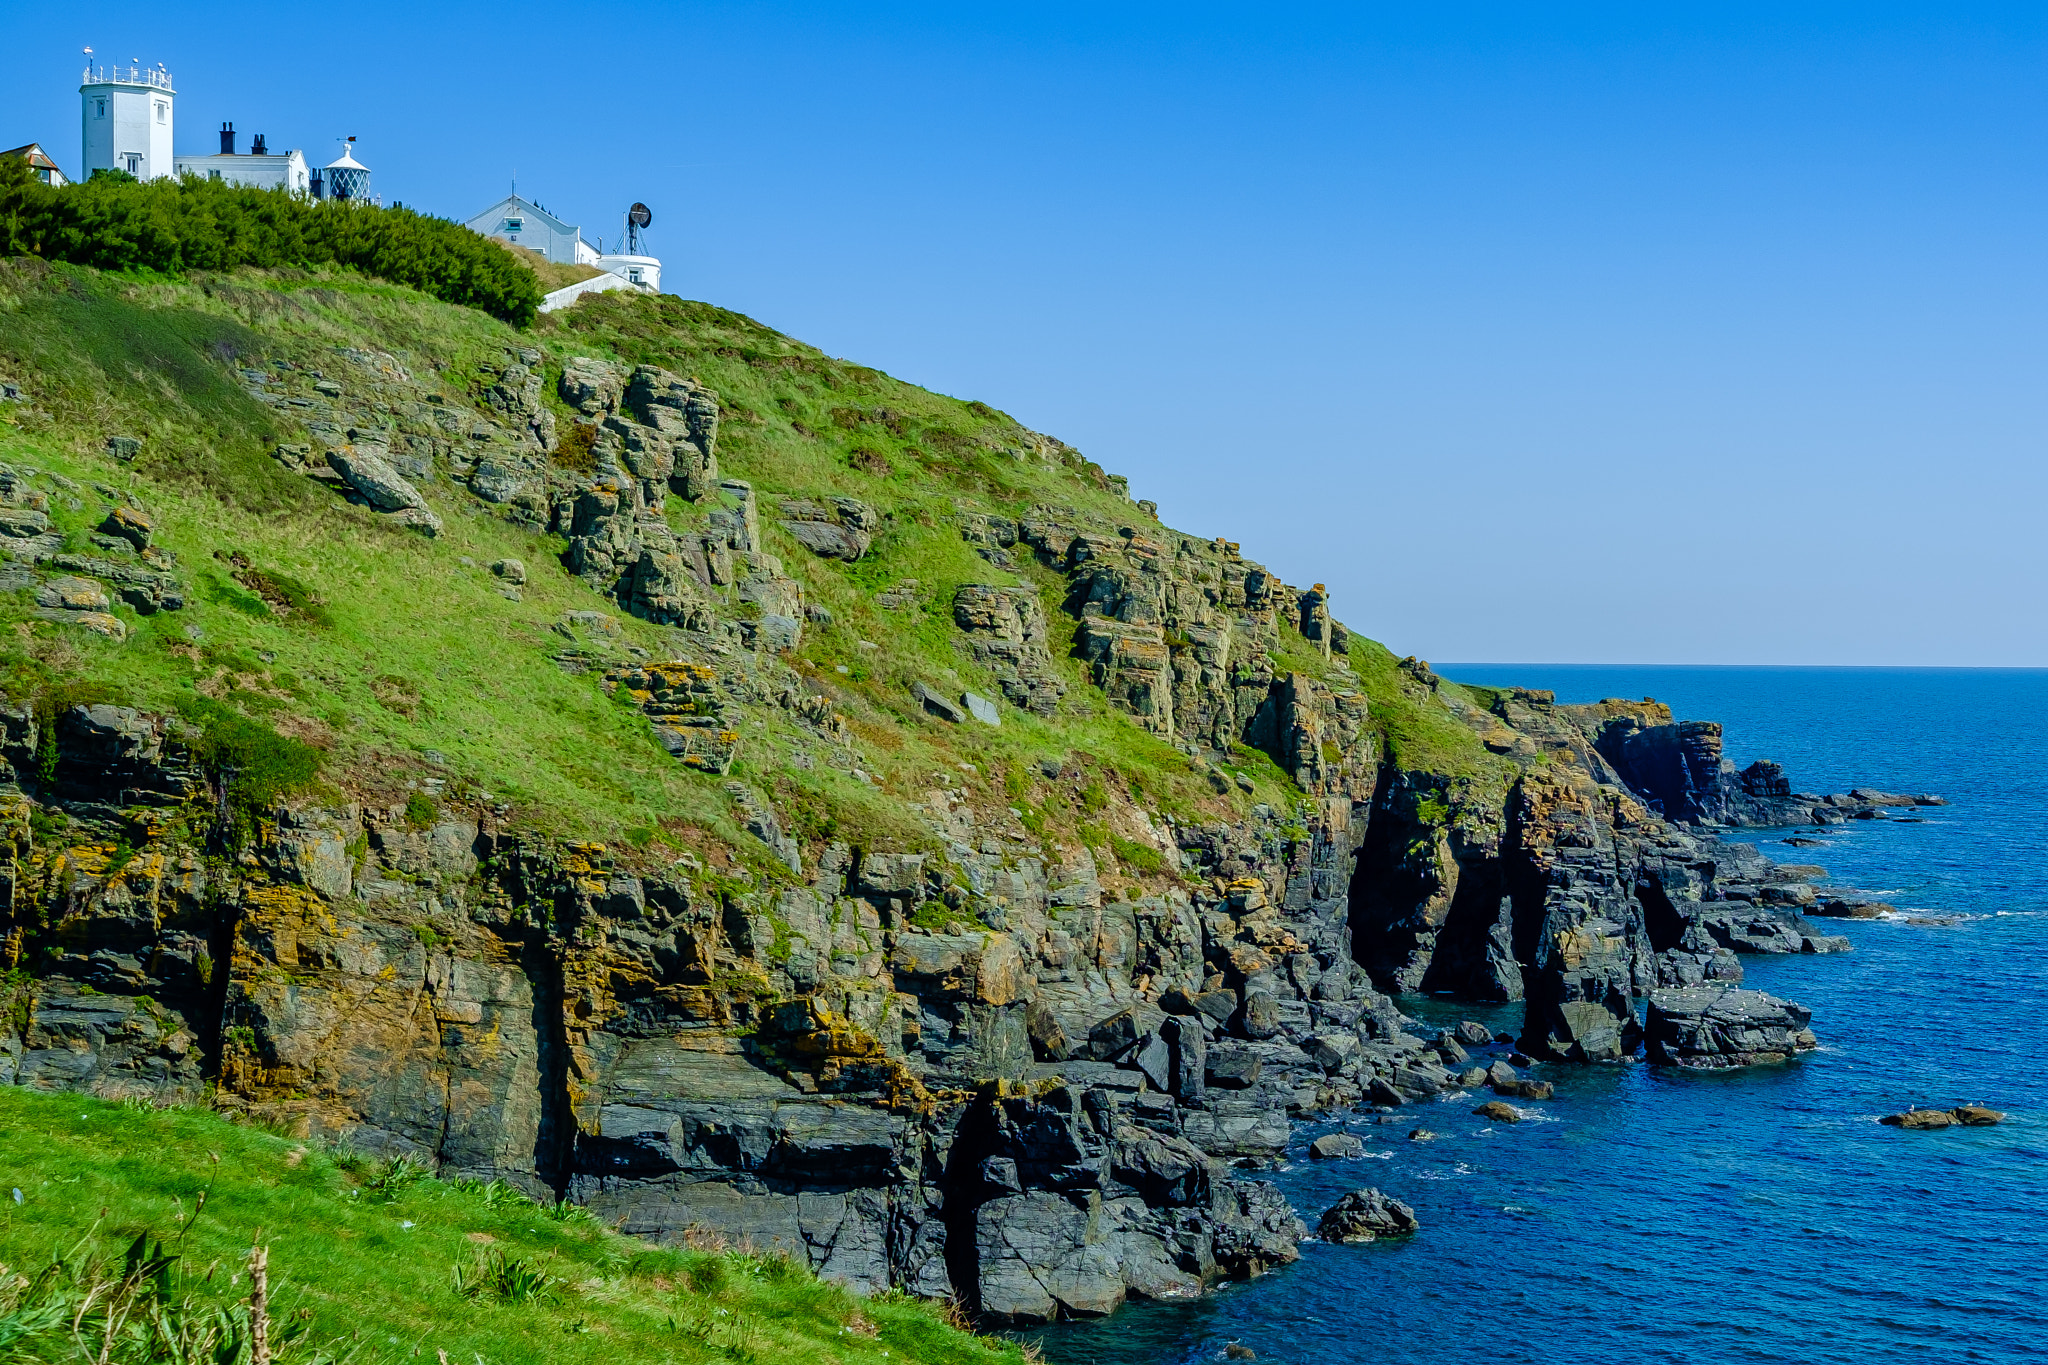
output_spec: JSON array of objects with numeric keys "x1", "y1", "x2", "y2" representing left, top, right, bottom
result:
[
  {"x1": 0, "y1": 1087, "x2": 1016, "y2": 1365},
  {"x1": 0, "y1": 157, "x2": 541, "y2": 325}
]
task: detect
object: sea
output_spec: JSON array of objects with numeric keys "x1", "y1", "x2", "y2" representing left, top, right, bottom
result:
[{"x1": 1025, "y1": 666, "x2": 2046, "y2": 1365}]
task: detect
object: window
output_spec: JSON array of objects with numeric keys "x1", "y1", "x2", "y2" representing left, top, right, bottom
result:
[
  {"x1": 627, "y1": 268, "x2": 643, "y2": 283},
  {"x1": 94, "y1": 99, "x2": 106, "y2": 118},
  {"x1": 209, "y1": 169, "x2": 221, "y2": 179},
  {"x1": 505, "y1": 217, "x2": 524, "y2": 231},
  {"x1": 156, "y1": 102, "x2": 166, "y2": 123},
  {"x1": 124, "y1": 154, "x2": 141, "y2": 173}
]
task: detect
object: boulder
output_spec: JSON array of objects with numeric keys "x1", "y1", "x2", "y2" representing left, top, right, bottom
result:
[
  {"x1": 1025, "y1": 999, "x2": 1069, "y2": 1062},
  {"x1": 1454, "y1": 1020, "x2": 1494, "y2": 1048},
  {"x1": 1316, "y1": 1188, "x2": 1419, "y2": 1243},
  {"x1": 1952, "y1": 1105, "x2": 2005, "y2": 1126},
  {"x1": 911, "y1": 680, "x2": 966, "y2": 724},
  {"x1": 35, "y1": 575, "x2": 110, "y2": 612},
  {"x1": 99, "y1": 505, "x2": 152, "y2": 550},
  {"x1": 778, "y1": 497, "x2": 877, "y2": 561},
  {"x1": 1085, "y1": 1004, "x2": 1167, "y2": 1061},
  {"x1": 1644, "y1": 986, "x2": 1819, "y2": 1070},
  {"x1": 962, "y1": 691, "x2": 1001, "y2": 726},
  {"x1": 1491, "y1": 1078, "x2": 1554, "y2": 1100},
  {"x1": 1205, "y1": 1047, "x2": 1263, "y2": 1090},
  {"x1": 1130, "y1": 1031, "x2": 1172, "y2": 1091},
  {"x1": 1308, "y1": 1132, "x2": 1364, "y2": 1160},
  {"x1": 327, "y1": 445, "x2": 426, "y2": 511},
  {"x1": 1239, "y1": 990, "x2": 1282, "y2": 1040},
  {"x1": 1160, "y1": 1014, "x2": 1205, "y2": 1105},
  {"x1": 1472, "y1": 1101, "x2": 1521, "y2": 1123},
  {"x1": 491, "y1": 557, "x2": 527, "y2": 584},
  {"x1": 1407, "y1": 1129, "x2": 1436, "y2": 1142},
  {"x1": 974, "y1": 1190, "x2": 1125, "y2": 1325},
  {"x1": 1211, "y1": 1181, "x2": 1306, "y2": 1277}
]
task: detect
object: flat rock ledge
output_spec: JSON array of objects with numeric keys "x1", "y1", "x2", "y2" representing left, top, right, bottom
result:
[
  {"x1": 1880, "y1": 1106, "x2": 2005, "y2": 1129},
  {"x1": 1644, "y1": 986, "x2": 1818, "y2": 1069}
]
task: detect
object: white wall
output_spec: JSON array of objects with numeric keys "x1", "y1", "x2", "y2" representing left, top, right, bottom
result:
[
  {"x1": 596, "y1": 254, "x2": 661, "y2": 291},
  {"x1": 466, "y1": 195, "x2": 587, "y2": 264},
  {"x1": 173, "y1": 150, "x2": 311, "y2": 192},
  {"x1": 80, "y1": 76, "x2": 173, "y2": 180}
]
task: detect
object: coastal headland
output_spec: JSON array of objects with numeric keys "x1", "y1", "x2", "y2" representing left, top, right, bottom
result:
[{"x1": 0, "y1": 254, "x2": 1947, "y2": 1331}]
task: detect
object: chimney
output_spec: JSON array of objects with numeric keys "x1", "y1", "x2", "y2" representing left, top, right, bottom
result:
[
  {"x1": 251, "y1": 133, "x2": 268, "y2": 156},
  {"x1": 309, "y1": 171, "x2": 323, "y2": 199},
  {"x1": 220, "y1": 122, "x2": 235, "y2": 155}
]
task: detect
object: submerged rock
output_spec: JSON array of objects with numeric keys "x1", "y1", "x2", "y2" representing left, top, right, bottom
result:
[{"x1": 1472, "y1": 1101, "x2": 1522, "y2": 1122}]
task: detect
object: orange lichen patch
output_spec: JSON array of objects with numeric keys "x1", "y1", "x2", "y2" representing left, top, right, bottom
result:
[{"x1": 234, "y1": 883, "x2": 338, "y2": 972}]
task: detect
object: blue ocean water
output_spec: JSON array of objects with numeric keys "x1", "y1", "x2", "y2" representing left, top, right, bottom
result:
[{"x1": 1027, "y1": 666, "x2": 2047, "y2": 1365}]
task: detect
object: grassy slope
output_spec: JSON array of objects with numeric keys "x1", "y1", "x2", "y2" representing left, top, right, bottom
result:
[
  {"x1": 0, "y1": 257, "x2": 1502, "y2": 869},
  {"x1": 0, "y1": 1086, "x2": 1017, "y2": 1365}
]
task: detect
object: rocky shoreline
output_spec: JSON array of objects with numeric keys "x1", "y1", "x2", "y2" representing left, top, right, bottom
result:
[
  {"x1": 0, "y1": 685, "x2": 1899, "y2": 1327},
  {"x1": 0, "y1": 336, "x2": 1929, "y2": 1330}
]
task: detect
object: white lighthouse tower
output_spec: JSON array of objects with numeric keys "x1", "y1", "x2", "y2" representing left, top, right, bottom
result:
[{"x1": 79, "y1": 51, "x2": 175, "y2": 181}]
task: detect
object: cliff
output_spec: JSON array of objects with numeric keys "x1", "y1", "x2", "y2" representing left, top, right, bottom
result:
[{"x1": 0, "y1": 258, "x2": 1934, "y2": 1326}]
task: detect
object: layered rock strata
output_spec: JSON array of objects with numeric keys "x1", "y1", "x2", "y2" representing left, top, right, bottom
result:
[{"x1": 0, "y1": 349, "x2": 1898, "y2": 1327}]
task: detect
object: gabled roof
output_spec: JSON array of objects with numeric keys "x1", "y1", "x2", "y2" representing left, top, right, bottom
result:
[
  {"x1": 467, "y1": 193, "x2": 578, "y2": 236},
  {"x1": 2, "y1": 143, "x2": 63, "y2": 173}
]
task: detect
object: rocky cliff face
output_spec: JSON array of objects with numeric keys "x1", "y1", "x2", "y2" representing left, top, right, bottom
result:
[{"x1": 0, "y1": 275, "x2": 1916, "y2": 1327}]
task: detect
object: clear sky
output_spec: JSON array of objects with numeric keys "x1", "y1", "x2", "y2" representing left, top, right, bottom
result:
[{"x1": 7, "y1": 4, "x2": 2045, "y2": 665}]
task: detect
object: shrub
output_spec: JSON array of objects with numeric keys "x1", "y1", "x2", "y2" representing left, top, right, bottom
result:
[
  {"x1": 404, "y1": 791, "x2": 438, "y2": 828},
  {"x1": 176, "y1": 696, "x2": 324, "y2": 824},
  {"x1": 0, "y1": 155, "x2": 542, "y2": 325}
]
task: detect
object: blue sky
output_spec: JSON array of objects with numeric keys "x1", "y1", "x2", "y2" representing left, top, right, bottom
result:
[{"x1": 7, "y1": 4, "x2": 2046, "y2": 665}]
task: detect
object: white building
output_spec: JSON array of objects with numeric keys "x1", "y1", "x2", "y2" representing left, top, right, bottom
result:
[
  {"x1": 467, "y1": 194, "x2": 602, "y2": 265},
  {"x1": 595, "y1": 251, "x2": 660, "y2": 290},
  {"x1": 79, "y1": 57, "x2": 174, "y2": 180},
  {"x1": 469, "y1": 193, "x2": 663, "y2": 310},
  {"x1": 173, "y1": 123, "x2": 309, "y2": 192}
]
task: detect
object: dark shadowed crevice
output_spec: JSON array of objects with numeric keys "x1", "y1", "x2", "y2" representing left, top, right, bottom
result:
[
  {"x1": 1345, "y1": 769, "x2": 1437, "y2": 993},
  {"x1": 1636, "y1": 874, "x2": 1689, "y2": 954},
  {"x1": 939, "y1": 1092, "x2": 1000, "y2": 1317},
  {"x1": 1418, "y1": 856, "x2": 1512, "y2": 999},
  {"x1": 527, "y1": 933, "x2": 576, "y2": 1198}
]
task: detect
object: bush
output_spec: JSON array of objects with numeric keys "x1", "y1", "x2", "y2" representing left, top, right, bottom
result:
[
  {"x1": 0, "y1": 155, "x2": 542, "y2": 325},
  {"x1": 176, "y1": 695, "x2": 324, "y2": 824}
]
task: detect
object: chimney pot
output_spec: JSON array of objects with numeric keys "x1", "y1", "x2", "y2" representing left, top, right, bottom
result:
[{"x1": 251, "y1": 133, "x2": 268, "y2": 156}]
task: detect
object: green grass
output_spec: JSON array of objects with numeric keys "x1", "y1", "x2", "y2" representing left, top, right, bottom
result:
[
  {"x1": 0, "y1": 254, "x2": 1524, "y2": 865},
  {"x1": 0, "y1": 1087, "x2": 1017, "y2": 1365}
]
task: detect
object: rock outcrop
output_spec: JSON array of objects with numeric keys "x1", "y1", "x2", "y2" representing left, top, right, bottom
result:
[
  {"x1": 1643, "y1": 987, "x2": 1818, "y2": 1069},
  {"x1": 0, "y1": 295, "x2": 1909, "y2": 1330},
  {"x1": 1316, "y1": 1188, "x2": 1419, "y2": 1242}
]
